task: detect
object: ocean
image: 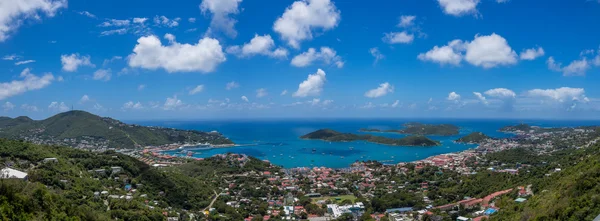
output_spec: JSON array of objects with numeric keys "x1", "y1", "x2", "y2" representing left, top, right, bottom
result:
[{"x1": 134, "y1": 119, "x2": 600, "y2": 168}]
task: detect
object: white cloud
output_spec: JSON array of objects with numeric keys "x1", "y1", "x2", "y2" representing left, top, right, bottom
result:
[
  {"x1": 15, "y1": 60, "x2": 35, "y2": 65},
  {"x1": 256, "y1": 88, "x2": 268, "y2": 98},
  {"x1": 365, "y1": 82, "x2": 394, "y2": 98},
  {"x1": 164, "y1": 96, "x2": 183, "y2": 110},
  {"x1": 0, "y1": 68, "x2": 54, "y2": 100},
  {"x1": 417, "y1": 40, "x2": 465, "y2": 66},
  {"x1": 3, "y1": 102, "x2": 15, "y2": 111},
  {"x1": 293, "y1": 69, "x2": 327, "y2": 97},
  {"x1": 418, "y1": 33, "x2": 517, "y2": 68},
  {"x1": 56, "y1": 76, "x2": 63, "y2": 82},
  {"x1": 447, "y1": 92, "x2": 461, "y2": 102},
  {"x1": 102, "y1": 56, "x2": 122, "y2": 66},
  {"x1": 473, "y1": 92, "x2": 488, "y2": 105},
  {"x1": 225, "y1": 81, "x2": 240, "y2": 90},
  {"x1": 2, "y1": 54, "x2": 20, "y2": 60},
  {"x1": 322, "y1": 99, "x2": 333, "y2": 105},
  {"x1": 280, "y1": 90, "x2": 288, "y2": 96},
  {"x1": 78, "y1": 11, "x2": 96, "y2": 18},
  {"x1": 200, "y1": 0, "x2": 242, "y2": 38},
  {"x1": 527, "y1": 87, "x2": 588, "y2": 103},
  {"x1": 21, "y1": 104, "x2": 39, "y2": 112},
  {"x1": 133, "y1": 17, "x2": 148, "y2": 24},
  {"x1": 391, "y1": 100, "x2": 400, "y2": 108},
  {"x1": 0, "y1": 0, "x2": 67, "y2": 42},
  {"x1": 547, "y1": 56, "x2": 590, "y2": 77},
  {"x1": 437, "y1": 0, "x2": 480, "y2": 16},
  {"x1": 484, "y1": 88, "x2": 516, "y2": 99},
  {"x1": 241, "y1": 95, "x2": 249, "y2": 102},
  {"x1": 291, "y1": 47, "x2": 344, "y2": 68},
  {"x1": 465, "y1": 34, "x2": 517, "y2": 68},
  {"x1": 188, "y1": 17, "x2": 196, "y2": 23},
  {"x1": 80, "y1": 95, "x2": 90, "y2": 103},
  {"x1": 138, "y1": 84, "x2": 146, "y2": 91},
  {"x1": 93, "y1": 69, "x2": 111, "y2": 81},
  {"x1": 189, "y1": 85, "x2": 205, "y2": 95},
  {"x1": 369, "y1": 47, "x2": 384, "y2": 64},
  {"x1": 100, "y1": 28, "x2": 127, "y2": 36},
  {"x1": 226, "y1": 34, "x2": 288, "y2": 58},
  {"x1": 360, "y1": 102, "x2": 376, "y2": 109},
  {"x1": 48, "y1": 101, "x2": 69, "y2": 112},
  {"x1": 273, "y1": 0, "x2": 341, "y2": 48},
  {"x1": 519, "y1": 47, "x2": 545, "y2": 60},
  {"x1": 153, "y1": 16, "x2": 180, "y2": 27},
  {"x1": 128, "y1": 34, "x2": 226, "y2": 73},
  {"x1": 99, "y1": 19, "x2": 130, "y2": 27},
  {"x1": 61, "y1": 54, "x2": 94, "y2": 72},
  {"x1": 398, "y1": 15, "x2": 416, "y2": 28},
  {"x1": 383, "y1": 31, "x2": 414, "y2": 44},
  {"x1": 123, "y1": 101, "x2": 144, "y2": 110}
]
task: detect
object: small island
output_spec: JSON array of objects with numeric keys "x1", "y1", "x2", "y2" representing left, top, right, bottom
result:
[
  {"x1": 499, "y1": 124, "x2": 532, "y2": 133},
  {"x1": 359, "y1": 122, "x2": 459, "y2": 136},
  {"x1": 301, "y1": 129, "x2": 440, "y2": 146},
  {"x1": 455, "y1": 132, "x2": 491, "y2": 144}
]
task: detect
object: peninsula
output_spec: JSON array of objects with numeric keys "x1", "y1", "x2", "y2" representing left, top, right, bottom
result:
[
  {"x1": 360, "y1": 122, "x2": 460, "y2": 136},
  {"x1": 301, "y1": 129, "x2": 440, "y2": 146},
  {"x1": 455, "y1": 132, "x2": 491, "y2": 144}
]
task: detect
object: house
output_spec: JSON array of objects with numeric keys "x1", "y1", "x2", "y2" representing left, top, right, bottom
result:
[
  {"x1": 457, "y1": 217, "x2": 470, "y2": 221},
  {"x1": 386, "y1": 207, "x2": 413, "y2": 214},
  {"x1": 0, "y1": 167, "x2": 28, "y2": 180},
  {"x1": 43, "y1": 158, "x2": 58, "y2": 163},
  {"x1": 111, "y1": 166, "x2": 122, "y2": 174}
]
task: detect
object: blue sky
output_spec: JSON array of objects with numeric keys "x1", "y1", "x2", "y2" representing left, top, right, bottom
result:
[{"x1": 1, "y1": 0, "x2": 600, "y2": 120}]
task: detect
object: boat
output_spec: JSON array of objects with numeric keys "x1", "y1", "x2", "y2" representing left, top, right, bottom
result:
[{"x1": 349, "y1": 146, "x2": 354, "y2": 150}]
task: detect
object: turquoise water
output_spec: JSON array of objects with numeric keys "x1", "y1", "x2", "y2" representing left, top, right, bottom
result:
[{"x1": 134, "y1": 119, "x2": 600, "y2": 168}]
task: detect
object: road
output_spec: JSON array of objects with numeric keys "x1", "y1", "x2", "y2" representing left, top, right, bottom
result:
[{"x1": 204, "y1": 190, "x2": 220, "y2": 213}]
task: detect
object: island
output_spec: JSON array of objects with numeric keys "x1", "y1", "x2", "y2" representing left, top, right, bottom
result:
[
  {"x1": 455, "y1": 132, "x2": 491, "y2": 144},
  {"x1": 359, "y1": 122, "x2": 460, "y2": 136},
  {"x1": 301, "y1": 129, "x2": 440, "y2": 146},
  {"x1": 0, "y1": 110, "x2": 233, "y2": 150},
  {"x1": 499, "y1": 123, "x2": 532, "y2": 133}
]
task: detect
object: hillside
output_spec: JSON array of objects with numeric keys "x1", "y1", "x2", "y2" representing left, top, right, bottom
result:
[
  {"x1": 0, "y1": 110, "x2": 233, "y2": 149},
  {"x1": 360, "y1": 123, "x2": 460, "y2": 136},
  {"x1": 301, "y1": 129, "x2": 440, "y2": 146},
  {"x1": 456, "y1": 132, "x2": 491, "y2": 143}
]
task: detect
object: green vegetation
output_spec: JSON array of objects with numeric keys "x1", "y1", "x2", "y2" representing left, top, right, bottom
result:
[
  {"x1": 360, "y1": 123, "x2": 459, "y2": 136},
  {"x1": 311, "y1": 194, "x2": 357, "y2": 204},
  {"x1": 499, "y1": 124, "x2": 532, "y2": 132},
  {"x1": 0, "y1": 110, "x2": 233, "y2": 149},
  {"x1": 301, "y1": 129, "x2": 441, "y2": 146},
  {"x1": 455, "y1": 132, "x2": 491, "y2": 143}
]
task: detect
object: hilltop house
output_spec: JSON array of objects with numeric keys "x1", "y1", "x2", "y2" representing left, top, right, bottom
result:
[{"x1": 0, "y1": 167, "x2": 28, "y2": 180}]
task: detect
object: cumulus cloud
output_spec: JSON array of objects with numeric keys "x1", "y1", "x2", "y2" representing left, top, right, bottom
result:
[
  {"x1": 226, "y1": 34, "x2": 288, "y2": 58},
  {"x1": 365, "y1": 82, "x2": 394, "y2": 98},
  {"x1": 546, "y1": 56, "x2": 590, "y2": 76},
  {"x1": 225, "y1": 81, "x2": 240, "y2": 90},
  {"x1": 0, "y1": 68, "x2": 55, "y2": 100},
  {"x1": 398, "y1": 15, "x2": 416, "y2": 28},
  {"x1": 99, "y1": 19, "x2": 130, "y2": 27},
  {"x1": 280, "y1": 90, "x2": 288, "y2": 96},
  {"x1": 61, "y1": 54, "x2": 95, "y2": 72},
  {"x1": 391, "y1": 100, "x2": 401, "y2": 108},
  {"x1": 520, "y1": 47, "x2": 545, "y2": 60},
  {"x1": 48, "y1": 101, "x2": 69, "y2": 112},
  {"x1": 484, "y1": 88, "x2": 516, "y2": 99},
  {"x1": 100, "y1": 28, "x2": 127, "y2": 36},
  {"x1": 188, "y1": 17, "x2": 196, "y2": 23},
  {"x1": 93, "y1": 69, "x2": 111, "y2": 81},
  {"x1": 527, "y1": 87, "x2": 588, "y2": 103},
  {"x1": 383, "y1": 31, "x2": 414, "y2": 44},
  {"x1": 418, "y1": 33, "x2": 517, "y2": 68},
  {"x1": 21, "y1": 104, "x2": 39, "y2": 112},
  {"x1": 128, "y1": 34, "x2": 226, "y2": 73},
  {"x1": 447, "y1": 92, "x2": 461, "y2": 102},
  {"x1": 291, "y1": 47, "x2": 344, "y2": 68},
  {"x1": 369, "y1": 47, "x2": 384, "y2": 64},
  {"x1": 256, "y1": 88, "x2": 268, "y2": 98},
  {"x1": 3, "y1": 102, "x2": 15, "y2": 111},
  {"x1": 80, "y1": 95, "x2": 90, "y2": 103},
  {"x1": 133, "y1": 17, "x2": 147, "y2": 24},
  {"x1": 163, "y1": 96, "x2": 183, "y2": 110},
  {"x1": 189, "y1": 85, "x2": 205, "y2": 95},
  {"x1": 200, "y1": 0, "x2": 242, "y2": 38},
  {"x1": 273, "y1": 0, "x2": 341, "y2": 48},
  {"x1": 241, "y1": 95, "x2": 249, "y2": 102},
  {"x1": 437, "y1": 0, "x2": 480, "y2": 16},
  {"x1": 2, "y1": 54, "x2": 20, "y2": 60},
  {"x1": 473, "y1": 92, "x2": 488, "y2": 105},
  {"x1": 293, "y1": 69, "x2": 326, "y2": 97},
  {"x1": 0, "y1": 0, "x2": 67, "y2": 42},
  {"x1": 123, "y1": 101, "x2": 144, "y2": 110},
  {"x1": 78, "y1": 11, "x2": 96, "y2": 18}
]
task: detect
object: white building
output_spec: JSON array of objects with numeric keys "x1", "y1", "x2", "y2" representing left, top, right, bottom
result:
[
  {"x1": 327, "y1": 202, "x2": 365, "y2": 218},
  {"x1": 0, "y1": 167, "x2": 28, "y2": 179}
]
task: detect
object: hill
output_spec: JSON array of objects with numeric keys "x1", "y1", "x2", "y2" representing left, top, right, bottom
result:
[
  {"x1": 0, "y1": 110, "x2": 233, "y2": 149},
  {"x1": 456, "y1": 132, "x2": 491, "y2": 143},
  {"x1": 301, "y1": 129, "x2": 440, "y2": 146},
  {"x1": 360, "y1": 123, "x2": 460, "y2": 136}
]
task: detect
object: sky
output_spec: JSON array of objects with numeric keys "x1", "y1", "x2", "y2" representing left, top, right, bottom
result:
[{"x1": 1, "y1": 0, "x2": 600, "y2": 120}]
